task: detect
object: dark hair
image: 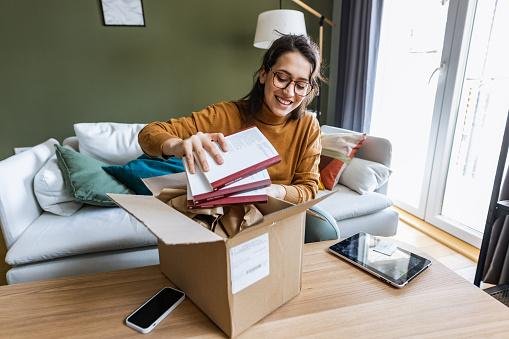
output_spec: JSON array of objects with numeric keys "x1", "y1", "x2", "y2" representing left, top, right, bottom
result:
[{"x1": 239, "y1": 34, "x2": 322, "y2": 121}]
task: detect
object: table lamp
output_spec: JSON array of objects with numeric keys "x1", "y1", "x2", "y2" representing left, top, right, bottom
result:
[{"x1": 253, "y1": 9, "x2": 307, "y2": 49}]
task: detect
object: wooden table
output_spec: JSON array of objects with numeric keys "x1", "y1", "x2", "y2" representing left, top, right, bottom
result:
[{"x1": 1, "y1": 241, "x2": 509, "y2": 338}]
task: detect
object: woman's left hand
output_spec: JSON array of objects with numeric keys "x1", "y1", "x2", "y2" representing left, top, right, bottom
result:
[{"x1": 266, "y1": 184, "x2": 285, "y2": 200}]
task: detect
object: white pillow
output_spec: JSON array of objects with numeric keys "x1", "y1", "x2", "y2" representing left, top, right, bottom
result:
[
  {"x1": 14, "y1": 147, "x2": 32, "y2": 154},
  {"x1": 74, "y1": 122, "x2": 146, "y2": 165},
  {"x1": 33, "y1": 154, "x2": 83, "y2": 216},
  {"x1": 339, "y1": 158, "x2": 392, "y2": 194}
]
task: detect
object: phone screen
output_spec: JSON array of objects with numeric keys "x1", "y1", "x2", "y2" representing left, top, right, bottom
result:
[{"x1": 127, "y1": 287, "x2": 185, "y2": 330}]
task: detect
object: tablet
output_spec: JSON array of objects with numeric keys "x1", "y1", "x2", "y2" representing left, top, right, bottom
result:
[{"x1": 328, "y1": 232, "x2": 431, "y2": 288}]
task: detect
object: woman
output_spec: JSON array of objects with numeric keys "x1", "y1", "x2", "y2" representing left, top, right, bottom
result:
[{"x1": 139, "y1": 35, "x2": 338, "y2": 241}]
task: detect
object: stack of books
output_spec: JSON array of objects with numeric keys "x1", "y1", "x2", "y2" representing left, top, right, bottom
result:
[{"x1": 185, "y1": 127, "x2": 280, "y2": 208}]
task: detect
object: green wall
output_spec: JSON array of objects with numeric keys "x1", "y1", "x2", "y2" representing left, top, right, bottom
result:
[{"x1": 0, "y1": 0, "x2": 332, "y2": 160}]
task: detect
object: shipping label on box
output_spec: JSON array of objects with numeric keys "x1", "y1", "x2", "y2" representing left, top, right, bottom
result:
[{"x1": 230, "y1": 233, "x2": 269, "y2": 294}]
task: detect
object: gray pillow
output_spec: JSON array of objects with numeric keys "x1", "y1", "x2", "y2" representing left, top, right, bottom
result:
[{"x1": 339, "y1": 158, "x2": 392, "y2": 194}]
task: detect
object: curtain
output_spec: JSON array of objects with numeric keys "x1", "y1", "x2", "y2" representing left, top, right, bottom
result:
[
  {"x1": 482, "y1": 114, "x2": 509, "y2": 284},
  {"x1": 483, "y1": 174, "x2": 509, "y2": 285},
  {"x1": 333, "y1": 0, "x2": 383, "y2": 133}
]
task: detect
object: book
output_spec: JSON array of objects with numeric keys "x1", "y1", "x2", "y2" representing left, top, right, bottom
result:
[
  {"x1": 186, "y1": 181, "x2": 268, "y2": 209},
  {"x1": 187, "y1": 127, "x2": 280, "y2": 190},
  {"x1": 186, "y1": 168, "x2": 271, "y2": 204},
  {"x1": 198, "y1": 189, "x2": 268, "y2": 208}
]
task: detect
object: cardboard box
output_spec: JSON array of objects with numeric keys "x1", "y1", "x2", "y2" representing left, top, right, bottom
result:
[{"x1": 109, "y1": 175, "x2": 333, "y2": 337}]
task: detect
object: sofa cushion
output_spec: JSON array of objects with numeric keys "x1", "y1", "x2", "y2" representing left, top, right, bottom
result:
[
  {"x1": 319, "y1": 132, "x2": 366, "y2": 190},
  {"x1": 103, "y1": 155, "x2": 185, "y2": 195},
  {"x1": 34, "y1": 154, "x2": 83, "y2": 216},
  {"x1": 6, "y1": 247, "x2": 160, "y2": 284},
  {"x1": 339, "y1": 158, "x2": 392, "y2": 195},
  {"x1": 316, "y1": 185, "x2": 393, "y2": 221},
  {"x1": 55, "y1": 145, "x2": 132, "y2": 206},
  {"x1": 0, "y1": 138, "x2": 59, "y2": 247},
  {"x1": 74, "y1": 122, "x2": 145, "y2": 165},
  {"x1": 5, "y1": 206, "x2": 157, "y2": 266},
  {"x1": 336, "y1": 208, "x2": 399, "y2": 239}
]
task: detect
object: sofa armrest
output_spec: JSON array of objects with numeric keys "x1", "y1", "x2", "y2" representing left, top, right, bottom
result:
[
  {"x1": 320, "y1": 125, "x2": 392, "y2": 194},
  {"x1": 0, "y1": 138, "x2": 58, "y2": 248},
  {"x1": 355, "y1": 135, "x2": 392, "y2": 168},
  {"x1": 320, "y1": 125, "x2": 392, "y2": 167}
]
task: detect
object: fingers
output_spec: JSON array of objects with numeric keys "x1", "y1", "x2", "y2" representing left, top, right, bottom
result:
[
  {"x1": 181, "y1": 132, "x2": 228, "y2": 173},
  {"x1": 191, "y1": 134, "x2": 210, "y2": 172},
  {"x1": 211, "y1": 133, "x2": 228, "y2": 152},
  {"x1": 267, "y1": 184, "x2": 285, "y2": 199},
  {"x1": 203, "y1": 134, "x2": 224, "y2": 165},
  {"x1": 181, "y1": 139, "x2": 196, "y2": 173}
]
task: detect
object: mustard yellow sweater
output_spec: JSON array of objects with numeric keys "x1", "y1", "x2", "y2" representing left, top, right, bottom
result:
[{"x1": 138, "y1": 101, "x2": 321, "y2": 204}]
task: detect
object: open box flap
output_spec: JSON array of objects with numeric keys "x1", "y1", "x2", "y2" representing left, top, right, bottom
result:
[
  {"x1": 257, "y1": 190, "x2": 338, "y2": 227},
  {"x1": 108, "y1": 193, "x2": 223, "y2": 245},
  {"x1": 142, "y1": 172, "x2": 187, "y2": 196}
]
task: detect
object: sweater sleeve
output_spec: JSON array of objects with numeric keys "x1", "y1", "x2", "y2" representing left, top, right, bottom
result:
[
  {"x1": 138, "y1": 103, "x2": 230, "y2": 157},
  {"x1": 281, "y1": 118, "x2": 321, "y2": 203}
]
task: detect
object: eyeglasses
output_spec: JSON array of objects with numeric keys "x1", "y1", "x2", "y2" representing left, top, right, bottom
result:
[{"x1": 271, "y1": 70, "x2": 313, "y2": 97}]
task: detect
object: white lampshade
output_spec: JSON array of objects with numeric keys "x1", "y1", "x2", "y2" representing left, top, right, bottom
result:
[{"x1": 253, "y1": 10, "x2": 307, "y2": 49}]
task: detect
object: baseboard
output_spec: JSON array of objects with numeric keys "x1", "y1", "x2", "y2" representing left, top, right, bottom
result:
[{"x1": 393, "y1": 207, "x2": 480, "y2": 262}]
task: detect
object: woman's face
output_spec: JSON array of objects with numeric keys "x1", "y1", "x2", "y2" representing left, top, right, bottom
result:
[{"x1": 259, "y1": 51, "x2": 312, "y2": 118}]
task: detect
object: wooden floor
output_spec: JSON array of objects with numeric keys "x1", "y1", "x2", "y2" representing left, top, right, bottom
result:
[{"x1": 391, "y1": 219, "x2": 478, "y2": 284}]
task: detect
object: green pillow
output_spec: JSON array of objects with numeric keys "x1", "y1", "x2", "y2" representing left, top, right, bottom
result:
[{"x1": 55, "y1": 145, "x2": 131, "y2": 206}]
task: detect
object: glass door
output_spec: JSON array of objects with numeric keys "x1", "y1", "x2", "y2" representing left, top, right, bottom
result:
[
  {"x1": 370, "y1": 0, "x2": 450, "y2": 217},
  {"x1": 371, "y1": 0, "x2": 509, "y2": 247},
  {"x1": 426, "y1": 0, "x2": 509, "y2": 244}
]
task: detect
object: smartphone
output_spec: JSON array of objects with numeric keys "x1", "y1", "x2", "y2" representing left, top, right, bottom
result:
[{"x1": 125, "y1": 287, "x2": 185, "y2": 334}]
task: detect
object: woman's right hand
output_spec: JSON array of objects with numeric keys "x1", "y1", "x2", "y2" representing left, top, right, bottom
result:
[{"x1": 162, "y1": 132, "x2": 228, "y2": 173}]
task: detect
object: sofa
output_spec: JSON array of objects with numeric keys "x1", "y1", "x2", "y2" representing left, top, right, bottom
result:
[{"x1": 0, "y1": 123, "x2": 397, "y2": 284}]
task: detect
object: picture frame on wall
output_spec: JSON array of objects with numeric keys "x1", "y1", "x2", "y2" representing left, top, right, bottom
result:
[{"x1": 100, "y1": 0, "x2": 145, "y2": 27}]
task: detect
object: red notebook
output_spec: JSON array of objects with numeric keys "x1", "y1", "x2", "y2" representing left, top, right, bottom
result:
[
  {"x1": 187, "y1": 168, "x2": 271, "y2": 204},
  {"x1": 187, "y1": 183, "x2": 268, "y2": 209},
  {"x1": 187, "y1": 127, "x2": 280, "y2": 190}
]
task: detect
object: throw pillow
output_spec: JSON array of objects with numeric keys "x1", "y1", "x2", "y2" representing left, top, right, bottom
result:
[
  {"x1": 319, "y1": 132, "x2": 366, "y2": 190},
  {"x1": 339, "y1": 158, "x2": 392, "y2": 194},
  {"x1": 55, "y1": 145, "x2": 131, "y2": 206},
  {"x1": 74, "y1": 122, "x2": 146, "y2": 165},
  {"x1": 103, "y1": 155, "x2": 185, "y2": 195},
  {"x1": 33, "y1": 153, "x2": 83, "y2": 216}
]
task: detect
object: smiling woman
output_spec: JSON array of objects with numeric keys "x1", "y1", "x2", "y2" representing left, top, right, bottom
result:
[
  {"x1": 136, "y1": 34, "x2": 336, "y2": 243},
  {"x1": 139, "y1": 34, "x2": 323, "y2": 206}
]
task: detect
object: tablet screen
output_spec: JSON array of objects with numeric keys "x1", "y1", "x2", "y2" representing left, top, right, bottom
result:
[{"x1": 329, "y1": 233, "x2": 431, "y2": 285}]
